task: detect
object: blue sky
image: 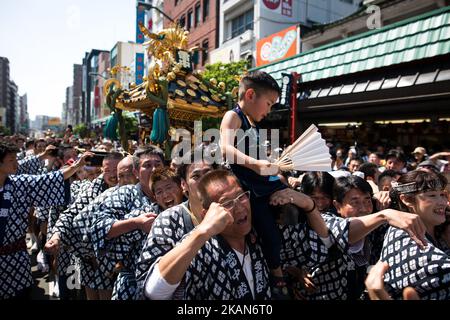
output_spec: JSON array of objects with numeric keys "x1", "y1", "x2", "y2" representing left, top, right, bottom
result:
[{"x1": 0, "y1": 0, "x2": 137, "y2": 120}]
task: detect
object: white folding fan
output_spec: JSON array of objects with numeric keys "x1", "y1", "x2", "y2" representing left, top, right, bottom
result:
[{"x1": 276, "y1": 124, "x2": 331, "y2": 172}]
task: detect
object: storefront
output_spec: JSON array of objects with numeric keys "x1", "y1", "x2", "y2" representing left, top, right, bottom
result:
[{"x1": 251, "y1": 6, "x2": 450, "y2": 152}]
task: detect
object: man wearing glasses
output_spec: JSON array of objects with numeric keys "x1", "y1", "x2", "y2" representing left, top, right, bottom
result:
[
  {"x1": 138, "y1": 168, "x2": 330, "y2": 300},
  {"x1": 140, "y1": 169, "x2": 271, "y2": 299},
  {"x1": 135, "y1": 155, "x2": 216, "y2": 299}
]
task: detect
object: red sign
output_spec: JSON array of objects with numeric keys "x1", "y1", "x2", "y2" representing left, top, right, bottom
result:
[
  {"x1": 263, "y1": 0, "x2": 292, "y2": 17},
  {"x1": 94, "y1": 86, "x2": 100, "y2": 108},
  {"x1": 263, "y1": 0, "x2": 280, "y2": 10},
  {"x1": 256, "y1": 25, "x2": 299, "y2": 67}
]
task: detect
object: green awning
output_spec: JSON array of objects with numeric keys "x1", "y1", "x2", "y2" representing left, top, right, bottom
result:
[{"x1": 251, "y1": 6, "x2": 450, "y2": 84}]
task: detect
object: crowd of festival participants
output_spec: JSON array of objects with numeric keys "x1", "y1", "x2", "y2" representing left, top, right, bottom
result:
[{"x1": 0, "y1": 71, "x2": 449, "y2": 301}]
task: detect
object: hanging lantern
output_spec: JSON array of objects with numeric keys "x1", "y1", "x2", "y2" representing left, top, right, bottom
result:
[
  {"x1": 150, "y1": 107, "x2": 170, "y2": 144},
  {"x1": 103, "y1": 113, "x2": 119, "y2": 141}
]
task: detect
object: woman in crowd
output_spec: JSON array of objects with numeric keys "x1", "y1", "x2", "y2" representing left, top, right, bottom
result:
[
  {"x1": 297, "y1": 175, "x2": 426, "y2": 300},
  {"x1": 300, "y1": 172, "x2": 335, "y2": 214},
  {"x1": 380, "y1": 170, "x2": 450, "y2": 299}
]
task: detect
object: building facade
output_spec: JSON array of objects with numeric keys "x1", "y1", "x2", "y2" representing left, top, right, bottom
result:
[
  {"x1": 110, "y1": 41, "x2": 145, "y2": 85},
  {"x1": 164, "y1": 0, "x2": 219, "y2": 68},
  {"x1": 302, "y1": 0, "x2": 449, "y2": 51},
  {"x1": 19, "y1": 94, "x2": 29, "y2": 134},
  {"x1": 0, "y1": 57, "x2": 10, "y2": 133},
  {"x1": 63, "y1": 86, "x2": 73, "y2": 127},
  {"x1": 252, "y1": 1, "x2": 450, "y2": 149},
  {"x1": 81, "y1": 49, "x2": 109, "y2": 125},
  {"x1": 33, "y1": 115, "x2": 51, "y2": 132},
  {"x1": 72, "y1": 64, "x2": 83, "y2": 126},
  {"x1": 92, "y1": 51, "x2": 111, "y2": 122},
  {"x1": 0, "y1": 57, "x2": 9, "y2": 131},
  {"x1": 7, "y1": 81, "x2": 18, "y2": 134},
  {"x1": 211, "y1": 0, "x2": 363, "y2": 66},
  {"x1": 136, "y1": 0, "x2": 166, "y2": 80}
]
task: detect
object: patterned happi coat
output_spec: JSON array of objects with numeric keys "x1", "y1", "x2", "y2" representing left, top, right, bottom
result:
[
  {"x1": 0, "y1": 171, "x2": 69, "y2": 299},
  {"x1": 135, "y1": 203, "x2": 191, "y2": 300},
  {"x1": 298, "y1": 212, "x2": 386, "y2": 300},
  {"x1": 16, "y1": 156, "x2": 46, "y2": 176},
  {"x1": 135, "y1": 202, "x2": 271, "y2": 300},
  {"x1": 187, "y1": 234, "x2": 271, "y2": 300},
  {"x1": 90, "y1": 183, "x2": 159, "y2": 299},
  {"x1": 44, "y1": 180, "x2": 90, "y2": 278},
  {"x1": 279, "y1": 220, "x2": 330, "y2": 271},
  {"x1": 381, "y1": 226, "x2": 450, "y2": 300},
  {"x1": 52, "y1": 175, "x2": 115, "y2": 290}
]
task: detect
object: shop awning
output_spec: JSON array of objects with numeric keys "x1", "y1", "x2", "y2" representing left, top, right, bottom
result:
[
  {"x1": 251, "y1": 6, "x2": 450, "y2": 84},
  {"x1": 294, "y1": 53, "x2": 450, "y2": 123}
]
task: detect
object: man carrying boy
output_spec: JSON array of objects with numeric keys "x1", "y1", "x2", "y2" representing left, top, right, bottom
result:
[{"x1": 220, "y1": 71, "x2": 313, "y2": 298}]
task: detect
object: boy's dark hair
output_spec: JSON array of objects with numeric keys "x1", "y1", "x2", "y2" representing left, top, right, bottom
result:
[
  {"x1": 150, "y1": 167, "x2": 182, "y2": 194},
  {"x1": 333, "y1": 175, "x2": 373, "y2": 203},
  {"x1": 378, "y1": 169, "x2": 399, "y2": 185},
  {"x1": 386, "y1": 149, "x2": 407, "y2": 164},
  {"x1": 359, "y1": 162, "x2": 378, "y2": 179},
  {"x1": 301, "y1": 171, "x2": 335, "y2": 200},
  {"x1": 238, "y1": 71, "x2": 281, "y2": 100},
  {"x1": 0, "y1": 143, "x2": 19, "y2": 163},
  {"x1": 133, "y1": 145, "x2": 164, "y2": 169}
]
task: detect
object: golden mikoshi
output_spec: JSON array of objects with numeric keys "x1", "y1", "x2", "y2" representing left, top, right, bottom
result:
[{"x1": 187, "y1": 89, "x2": 196, "y2": 97}]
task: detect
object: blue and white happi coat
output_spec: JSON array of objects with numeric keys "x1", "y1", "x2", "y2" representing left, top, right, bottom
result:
[
  {"x1": 135, "y1": 203, "x2": 271, "y2": 300},
  {"x1": 44, "y1": 180, "x2": 90, "y2": 278},
  {"x1": 0, "y1": 170, "x2": 69, "y2": 299},
  {"x1": 52, "y1": 175, "x2": 115, "y2": 290},
  {"x1": 297, "y1": 212, "x2": 386, "y2": 300},
  {"x1": 90, "y1": 183, "x2": 159, "y2": 300},
  {"x1": 16, "y1": 155, "x2": 46, "y2": 176},
  {"x1": 381, "y1": 226, "x2": 450, "y2": 300}
]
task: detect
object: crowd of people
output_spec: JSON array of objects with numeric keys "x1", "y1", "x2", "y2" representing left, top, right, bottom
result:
[{"x1": 0, "y1": 71, "x2": 449, "y2": 301}]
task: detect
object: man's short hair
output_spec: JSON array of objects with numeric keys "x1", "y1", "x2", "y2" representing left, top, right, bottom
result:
[
  {"x1": 386, "y1": 149, "x2": 406, "y2": 164},
  {"x1": 333, "y1": 175, "x2": 373, "y2": 203},
  {"x1": 359, "y1": 162, "x2": 378, "y2": 179},
  {"x1": 149, "y1": 168, "x2": 181, "y2": 194},
  {"x1": 238, "y1": 71, "x2": 281, "y2": 100},
  {"x1": 133, "y1": 145, "x2": 164, "y2": 169},
  {"x1": 176, "y1": 146, "x2": 221, "y2": 180},
  {"x1": 0, "y1": 143, "x2": 19, "y2": 163},
  {"x1": 349, "y1": 157, "x2": 363, "y2": 164},
  {"x1": 378, "y1": 169, "x2": 400, "y2": 185},
  {"x1": 301, "y1": 171, "x2": 335, "y2": 199},
  {"x1": 103, "y1": 151, "x2": 125, "y2": 163},
  {"x1": 25, "y1": 140, "x2": 35, "y2": 149},
  {"x1": 196, "y1": 169, "x2": 241, "y2": 209}
]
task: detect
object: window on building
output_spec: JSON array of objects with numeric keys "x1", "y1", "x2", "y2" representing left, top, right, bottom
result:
[
  {"x1": 195, "y1": 3, "x2": 201, "y2": 27},
  {"x1": 203, "y1": 0, "x2": 209, "y2": 21},
  {"x1": 193, "y1": 43, "x2": 200, "y2": 69},
  {"x1": 187, "y1": 9, "x2": 193, "y2": 30},
  {"x1": 179, "y1": 15, "x2": 186, "y2": 28},
  {"x1": 231, "y1": 10, "x2": 254, "y2": 39},
  {"x1": 202, "y1": 39, "x2": 209, "y2": 66}
]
